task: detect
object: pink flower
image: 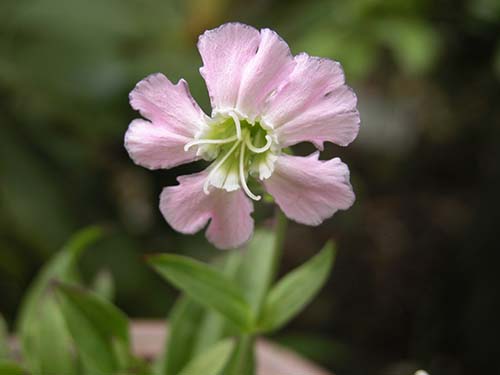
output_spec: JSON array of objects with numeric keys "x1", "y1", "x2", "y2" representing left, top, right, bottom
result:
[{"x1": 125, "y1": 23, "x2": 360, "y2": 249}]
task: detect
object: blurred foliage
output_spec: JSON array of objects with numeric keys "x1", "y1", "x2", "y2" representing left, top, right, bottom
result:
[{"x1": 0, "y1": 0, "x2": 499, "y2": 374}]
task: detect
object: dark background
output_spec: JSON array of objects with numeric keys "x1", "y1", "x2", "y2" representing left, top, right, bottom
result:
[{"x1": 1, "y1": 0, "x2": 499, "y2": 374}]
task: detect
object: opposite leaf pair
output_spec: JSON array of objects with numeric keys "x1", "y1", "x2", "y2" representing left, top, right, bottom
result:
[
  {"x1": 150, "y1": 228, "x2": 335, "y2": 375},
  {"x1": 1, "y1": 226, "x2": 336, "y2": 375},
  {"x1": 148, "y1": 240, "x2": 335, "y2": 334}
]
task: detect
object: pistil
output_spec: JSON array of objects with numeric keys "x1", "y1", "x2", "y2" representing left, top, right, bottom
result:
[
  {"x1": 203, "y1": 139, "x2": 242, "y2": 194},
  {"x1": 192, "y1": 115, "x2": 275, "y2": 200},
  {"x1": 245, "y1": 134, "x2": 273, "y2": 154},
  {"x1": 228, "y1": 112, "x2": 242, "y2": 140},
  {"x1": 239, "y1": 141, "x2": 261, "y2": 201},
  {"x1": 184, "y1": 135, "x2": 239, "y2": 151}
]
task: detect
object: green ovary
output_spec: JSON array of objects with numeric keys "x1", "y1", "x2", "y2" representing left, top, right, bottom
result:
[{"x1": 191, "y1": 116, "x2": 278, "y2": 200}]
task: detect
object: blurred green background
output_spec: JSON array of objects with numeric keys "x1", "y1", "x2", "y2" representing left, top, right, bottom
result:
[{"x1": 1, "y1": 0, "x2": 499, "y2": 374}]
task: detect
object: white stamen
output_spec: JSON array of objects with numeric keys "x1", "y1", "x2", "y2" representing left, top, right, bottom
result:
[
  {"x1": 229, "y1": 111, "x2": 242, "y2": 140},
  {"x1": 184, "y1": 135, "x2": 239, "y2": 151},
  {"x1": 239, "y1": 142, "x2": 261, "y2": 201},
  {"x1": 203, "y1": 140, "x2": 241, "y2": 194},
  {"x1": 245, "y1": 134, "x2": 273, "y2": 154}
]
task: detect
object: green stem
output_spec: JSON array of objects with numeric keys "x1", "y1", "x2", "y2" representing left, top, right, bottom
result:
[
  {"x1": 271, "y1": 208, "x2": 288, "y2": 281},
  {"x1": 227, "y1": 209, "x2": 287, "y2": 375},
  {"x1": 223, "y1": 335, "x2": 255, "y2": 375}
]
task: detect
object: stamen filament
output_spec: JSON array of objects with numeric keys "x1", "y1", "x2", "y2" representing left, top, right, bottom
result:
[
  {"x1": 229, "y1": 112, "x2": 242, "y2": 140},
  {"x1": 245, "y1": 134, "x2": 273, "y2": 154},
  {"x1": 184, "y1": 135, "x2": 239, "y2": 151},
  {"x1": 203, "y1": 140, "x2": 241, "y2": 194},
  {"x1": 239, "y1": 142, "x2": 261, "y2": 201}
]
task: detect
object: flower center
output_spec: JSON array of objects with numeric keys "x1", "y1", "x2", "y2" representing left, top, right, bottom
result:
[{"x1": 184, "y1": 112, "x2": 279, "y2": 200}]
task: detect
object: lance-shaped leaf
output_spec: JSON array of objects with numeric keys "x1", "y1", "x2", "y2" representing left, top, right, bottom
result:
[
  {"x1": 30, "y1": 299, "x2": 79, "y2": 375},
  {"x1": 92, "y1": 269, "x2": 115, "y2": 301},
  {"x1": 192, "y1": 252, "x2": 242, "y2": 356},
  {"x1": 178, "y1": 338, "x2": 234, "y2": 375},
  {"x1": 16, "y1": 227, "x2": 102, "y2": 375},
  {"x1": 257, "y1": 242, "x2": 335, "y2": 332},
  {"x1": 157, "y1": 252, "x2": 242, "y2": 375},
  {"x1": 236, "y1": 229, "x2": 276, "y2": 315},
  {"x1": 222, "y1": 335, "x2": 255, "y2": 375},
  {"x1": 55, "y1": 282, "x2": 130, "y2": 375},
  {"x1": 157, "y1": 296, "x2": 205, "y2": 375},
  {"x1": 17, "y1": 226, "x2": 102, "y2": 331},
  {"x1": 148, "y1": 254, "x2": 253, "y2": 331}
]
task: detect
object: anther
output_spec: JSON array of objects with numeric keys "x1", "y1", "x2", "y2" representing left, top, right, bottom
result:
[{"x1": 228, "y1": 112, "x2": 242, "y2": 140}]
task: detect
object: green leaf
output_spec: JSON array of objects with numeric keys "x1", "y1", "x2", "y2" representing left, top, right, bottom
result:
[
  {"x1": 55, "y1": 282, "x2": 130, "y2": 374},
  {"x1": 92, "y1": 269, "x2": 115, "y2": 301},
  {"x1": 222, "y1": 336, "x2": 255, "y2": 375},
  {"x1": 20, "y1": 300, "x2": 76, "y2": 375},
  {"x1": 155, "y1": 232, "x2": 280, "y2": 375},
  {"x1": 158, "y1": 254, "x2": 241, "y2": 375},
  {"x1": 158, "y1": 296, "x2": 205, "y2": 375},
  {"x1": 57, "y1": 283, "x2": 129, "y2": 342},
  {"x1": 17, "y1": 226, "x2": 103, "y2": 331},
  {"x1": 16, "y1": 227, "x2": 102, "y2": 375},
  {"x1": 29, "y1": 299, "x2": 79, "y2": 375},
  {"x1": 148, "y1": 254, "x2": 253, "y2": 331},
  {"x1": 236, "y1": 229, "x2": 276, "y2": 315},
  {"x1": 0, "y1": 361, "x2": 26, "y2": 375},
  {"x1": 192, "y1": 252, "x2": 242, "y2": 356},
  {"x1": 0, "y1": 315, "x2": 10, "y2": 360},
  {"x1": 178, "y1": 339, "x2": 234, "y2": 375},
  {"x1": 257, "y1": 242, "x2": 335, "y2": 332}
]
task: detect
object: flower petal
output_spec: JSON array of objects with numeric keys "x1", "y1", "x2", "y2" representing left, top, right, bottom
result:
[
  {"x1": 262, "y1": 53, "x2": 360, "y2": 149},
  {"x1": 264, "y1": 153, "x2": 355, "y2": 226},
  {"x1": 124, "y1": 119, "x2": 198, "y2": 170},
  {"x1": 198, "y1": 23, "x2": 260, "y2": 114},
  {"x1": 205, "y1": 187, "x2": 254, "y2": 249},
  {"x1": 236, "y1": 28, "x2": 295, "y2": 122},
  {"x1": 129, "y1": 73, "x2": 207, "y2": 137},
  {"x1": 160, "y1": 172, "x2": 254, "y2": 249}
]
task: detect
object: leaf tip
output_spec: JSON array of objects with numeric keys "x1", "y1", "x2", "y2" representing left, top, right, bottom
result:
[{"x1": 321, "y1": 240, "x2": 336, "y2": 265}]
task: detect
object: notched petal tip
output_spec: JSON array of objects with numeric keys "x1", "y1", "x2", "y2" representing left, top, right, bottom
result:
[
  {"x1": 128, "y1": 71, "x2": 208, "y2": 139},
  {"x1": 160, "y1": 172, "x2": 255, "y2": 250},
  {"x1": 197, "y1": 22, "x2": 261, "y2": 113},
  {"x1": 124, "y1": 118, "x2": 198, "y2": 170},
  {"x1": 235, "y1": 27, "x2": 295, "y2": 121},
  {"x1": 197, "y1": 21, "x2": 259, "y2": 43},
  {"x1": 129, "y1": 72, "x2": 168, "y2": 107},
  {"x1": 262, "y1": 50, "x2": 359, "y2": 151},
  {"x1": 264, "y1": 153, "x2": 355, "y2": 226}
]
